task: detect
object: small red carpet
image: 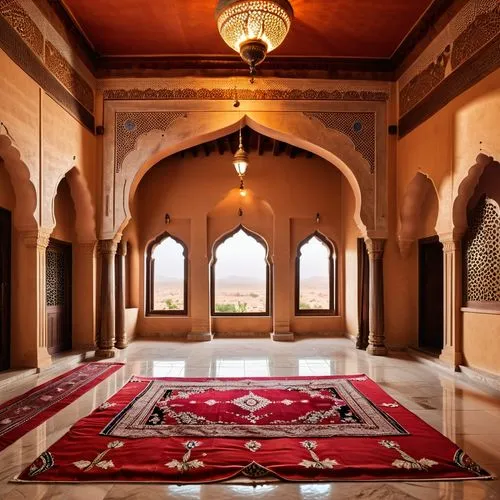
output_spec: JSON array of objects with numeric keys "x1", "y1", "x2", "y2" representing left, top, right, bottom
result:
[
  {"x1": 15, "y1": 375, "x2": 492, "y2": 483},
  {"x1": 0, "y1": 362, "x2": 124, "y2": 452}
]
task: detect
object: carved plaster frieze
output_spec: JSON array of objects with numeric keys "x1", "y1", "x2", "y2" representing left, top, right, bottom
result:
[
  {"x1": 99, "y1": 77, "x2": 391, "y2": 102},
  {"x1": 399, "y1": 0, "x2": 499, "y2": 117},
  {"x1": 115, "y1": 111, "x2": 186, "y2": 173},
  {"x1": 0, "y1": 0, "x2": 95, "y2": 116},
  {"x1": 304, "y1": 112, "x2": 375, "y2": 173}
]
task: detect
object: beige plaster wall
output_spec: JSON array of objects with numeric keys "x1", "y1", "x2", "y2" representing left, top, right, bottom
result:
[
  {"x1": 131, "y1": 152, "x2": 346, "y2": 337},
  {"x1": 396, "y1": 68, "x2": 500, "y2": 372}
]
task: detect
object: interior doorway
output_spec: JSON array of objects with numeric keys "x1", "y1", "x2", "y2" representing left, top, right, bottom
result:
[
  {"x1": 418, "y1": 236, "x2": 444, "y2": 353},
  {"x1": 46, "y1": 239, "x2": 72, "y2": 355},
  {"x1": 0, "y1": 207, "x2": 11, "y2": 370}
]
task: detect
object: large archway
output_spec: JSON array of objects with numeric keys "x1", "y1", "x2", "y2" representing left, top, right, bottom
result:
[{"x1": 102, "y1": 110, "x2": 384, "y2": 241}]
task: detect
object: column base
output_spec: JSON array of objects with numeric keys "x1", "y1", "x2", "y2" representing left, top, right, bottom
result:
[
  {"x1": 95, "y1": 348, "x2": 117, "y2": 358},
  {"x1": 37, "y1": 347, "x2": 53, "y2": 369},
  {"x1": 439, "y1": 346, "x2": 463, "y2": 371},
  {"x1": 187, "y1": 332, "x2": 213, "y2": 342},
  {"x1": 115, "y1": 342, "x2": 128, "y2": 350},
  {"x1": 271, "y1": 332, "x2": 295, "y2": 342},
  {"x1": 367, "y1": 344, "x2": 388, "y2": 356}
]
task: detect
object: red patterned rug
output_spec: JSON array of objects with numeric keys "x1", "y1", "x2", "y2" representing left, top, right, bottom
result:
[
  {"x1": 14, "y1": 375, "x2": 492, "y2": 483},
  {"x1": 0, "y1": 362, "x2": 124, "y2": 453}
]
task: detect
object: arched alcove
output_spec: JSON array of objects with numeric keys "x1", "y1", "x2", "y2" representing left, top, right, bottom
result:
[
  {"x1": 0, "y1": 134, "x2": 38, "y2": 229},
  {"x1": 399, "y1": 172, "x2": 439, "y2": 256}
]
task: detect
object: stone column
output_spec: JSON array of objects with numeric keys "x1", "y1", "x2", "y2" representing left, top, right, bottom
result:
[
  {"x1": 272, "y1": 216, "x2": 293, "y2": 341},
  {"x1": 73, "y1": 241, "x2": 97, "y2": 351},
  {"x1": 366, "y1": 238, "x2": 387, "y2": 356},
  {"x1": 15, "y1": 229, "x2": 52, "y2": 368},
  {"x1": 439, "y1": 235, "x2": 463, "y2": 370},
  {"x1": 188, "y1": 217, "x2": 212, "y2": 341},
  {"x1": 115, "y1": 241, "x2": 127, "y2": 349},
  {"x1": 97, "y1": 239, "x2": 117, "y2": 358}
]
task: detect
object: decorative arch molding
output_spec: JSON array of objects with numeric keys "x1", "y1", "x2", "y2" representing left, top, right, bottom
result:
[
  {"x1": 0, "y1": 134, "x2": 38, "y2": 229},
  {"x1": 210, "y1": 224, "x2": 271, "y2": 317},
  {"x1": 295, "y1": 231, "x2": 337, "y2": 315},
  {"x1": 145, "y1": 231, "x2": 188, "y2": 316},
  {"x1": 452, "y1": 153, "x2": 497, "y2": 237},
  {"x1": 101, "y1": 104, "x2": 387, "y2": 241},
  {"x1": 398, "y1": 171, "x2": 439, "y2": 257},
  {"x1": 49, "y1": 166, "x2": 97, "y2": 243}
]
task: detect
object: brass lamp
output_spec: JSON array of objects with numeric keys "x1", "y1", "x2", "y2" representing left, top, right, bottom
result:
[
  {"x1": 233, "y1": 126, "x2": 249, "y2": 197},
  {"x1": 215, "y1": 0, "x2": 294, "y2": 80}
]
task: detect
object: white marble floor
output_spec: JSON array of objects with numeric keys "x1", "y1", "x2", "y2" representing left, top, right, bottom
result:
[{"x1": 0, "y1": 337, "x2": 499, "y2": 499}]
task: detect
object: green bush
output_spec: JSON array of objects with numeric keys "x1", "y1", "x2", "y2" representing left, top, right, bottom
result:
[
  {"x1": 164, "y1": 298, "x2": 180, "y2": 310},
  {"x1": 215, "y1": 301, "x2": 248, "y2": 313}
]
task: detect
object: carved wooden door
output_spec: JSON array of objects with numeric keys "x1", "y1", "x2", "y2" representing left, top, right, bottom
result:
[
  {"x1": 0, "y1": 207, "x2": 11, "y2": 370},
  {"x1": 46, "y1": 240, "x2": 72, "y2": 355}
]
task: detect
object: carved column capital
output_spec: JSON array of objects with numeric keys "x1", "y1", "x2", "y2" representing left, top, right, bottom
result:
[
  {"x1": 365, "y1": 238, "x2": 386, "y2": 259},
  {"x1": 117, "y1": 241, "x2": 128, "y2": 257},
  {"x1": 22, "y1": 228, "x2": 52, "y2": 249},
  {"x1": 99, "y1": 239, "x2": 118, "y2": 255},
  {"x1": 441, "y1": 239, "x2": 461, "y2": 254}
]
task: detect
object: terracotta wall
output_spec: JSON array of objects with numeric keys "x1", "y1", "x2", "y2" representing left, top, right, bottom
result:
[
  {"x1": 342, "y1": 176, "x2": 361, "y2": 340},
  {"x1": 130, "y1": 152, "x2": 349, "y2": 337},
  {"x1": 395, "y1": 67, "x2": 500, "y2": 373},
  {"x1": 0, "y1": 47, "x2": 98, "y2": 367}
]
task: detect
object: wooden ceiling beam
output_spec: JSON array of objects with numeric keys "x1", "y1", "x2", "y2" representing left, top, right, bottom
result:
[
  {"x1": 257, "y1": 133, "x2": 264, "y2": 156},
  {"x1": 216, "y1": 138, "x2": 225, "y2": 155}
]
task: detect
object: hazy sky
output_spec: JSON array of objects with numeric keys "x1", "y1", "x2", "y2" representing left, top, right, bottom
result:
[{"x1": 153, "y1": 231, "x2": 331, "y2": 280}]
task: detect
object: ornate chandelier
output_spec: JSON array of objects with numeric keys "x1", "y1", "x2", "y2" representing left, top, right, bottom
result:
[{"x1": 215, "y1": 0, "x2": 294, "y2": 80}]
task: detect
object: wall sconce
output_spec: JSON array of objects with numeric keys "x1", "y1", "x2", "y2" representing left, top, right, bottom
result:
[
  {"x1": 165, "y1": 213, "x2": 171, "y2": 224},
  {"x1": 315, "y1": 212, "x2": 320, "y2": 224},
  {"x1": 238, "y1": 208, "x2": 243, "y2": 217}
]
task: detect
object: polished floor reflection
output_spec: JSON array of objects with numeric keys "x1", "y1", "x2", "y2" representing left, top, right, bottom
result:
[{"x1": 0, "y1": 337, "x2": 499, "y2": 499}]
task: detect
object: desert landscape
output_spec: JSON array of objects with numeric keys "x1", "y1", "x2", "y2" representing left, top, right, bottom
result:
[{"x1": 153, "y1": 275, "x2": 330, "y2": 312}]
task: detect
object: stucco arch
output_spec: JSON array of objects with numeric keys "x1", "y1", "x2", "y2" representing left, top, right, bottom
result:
[
  {"x1": 0, "y1": 134, "x2": 38, "y2": 229},
  {"x1": 399, "y1": 172, "x2": 439, "y2": 256},
  {"x1": 50, "y1": 166, "x2": 97, "y2": 243},
  {"x1": 452, "y1": 153, "x2": 496, "y2": 236},
  {"x1": 114, "y1": 112, "x2": 374, "y2": 239}
]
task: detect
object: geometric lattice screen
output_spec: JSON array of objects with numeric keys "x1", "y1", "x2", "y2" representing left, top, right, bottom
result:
[
  {"x1": 465, "y1": 197, "x2": 500, "y2": 303},
  {"x1": 46, "y1": 248, "x2": 66, "y2": 306}
]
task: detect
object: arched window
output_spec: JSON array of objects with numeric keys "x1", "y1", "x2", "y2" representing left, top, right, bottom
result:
[
  {"x1": 146, "y1": 232, "x2": 188, "y2": 315},
  {"x1": 296, "y1": 232, "x2": 336, "y2": 315},
  {"x1": 211, "y1": 226, "x2": 270, "y2": 316}
]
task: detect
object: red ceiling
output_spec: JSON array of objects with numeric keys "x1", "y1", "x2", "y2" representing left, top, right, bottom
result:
[{"x1": 62, "y1": 0, "x2": 435, "y2": 58}]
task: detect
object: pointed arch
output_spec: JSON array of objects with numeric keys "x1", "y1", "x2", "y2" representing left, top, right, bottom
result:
[
  {"x1": 111, "y1": 111, "x2": 377, "y2": 239},
  {"x1": 295, "y1": 231, "x2": 337, "y2": 315},
  {"x1": 50, "y1": 167, "x2": 96, "y2": 242},
  {"x1": 145, "y1": 231, "x2": 188, "y2": 316},
  {"x1": 398, "y1": 172, "x2": 439, "y2": 256},
  {"x1": 452, "y1": 153, "x2": 497, "y2": 236},
  {"x1": 210, "y1": 224, "x2": 271, "y2": 316},
  {"x1": 0, "y1": 134, "x2": 38, "y2": 229}
]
